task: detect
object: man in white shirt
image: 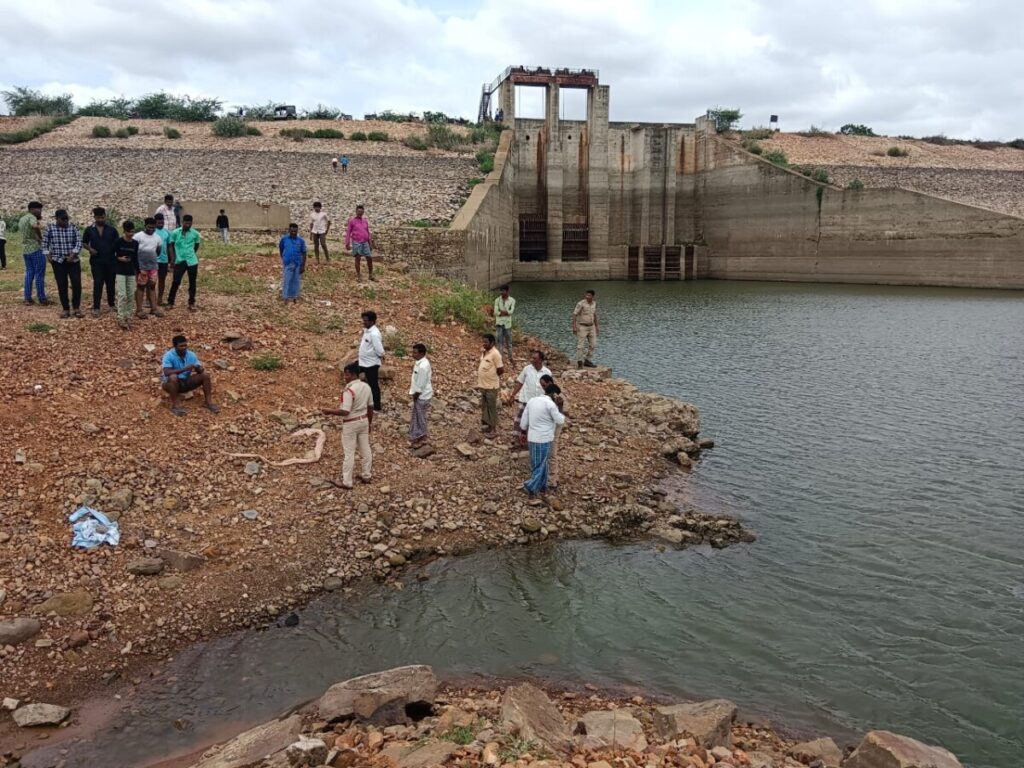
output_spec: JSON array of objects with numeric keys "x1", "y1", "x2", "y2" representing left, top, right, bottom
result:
[
  {"x1": 323, "y1": 363, "x2": 374, "y2": 489},
  {"x1": 408, "y1": 342, "x2": 433, "y2": 447},
  {"x1": 509, "y1": 350, "x2": 551, "y2": 446},
  {"x1": 309, "y1": 201, "x2": 331, "y2": 263},
  {"x1": 155, "y1": 194, "x2": 177, "y2": 232},
  {"x1": 358, "y1": 309, "x2": 385, "y2": 411},
  {"x1": 519, "y1": 390, "x2": 566, "y2": 498}
]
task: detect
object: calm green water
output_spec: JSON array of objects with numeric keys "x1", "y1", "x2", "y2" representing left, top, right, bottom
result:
[{"x1": 26, "y1": 281, "x2": 1023, "y2": 768}]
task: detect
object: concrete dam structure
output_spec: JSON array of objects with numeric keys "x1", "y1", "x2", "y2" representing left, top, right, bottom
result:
[{"x1": 446, "y1": 66, "x2": 1024, "y2": 290}]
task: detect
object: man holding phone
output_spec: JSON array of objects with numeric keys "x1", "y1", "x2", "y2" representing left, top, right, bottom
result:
[{"x1": 160, "y1": 334, "x2": 221, "y2": 417}]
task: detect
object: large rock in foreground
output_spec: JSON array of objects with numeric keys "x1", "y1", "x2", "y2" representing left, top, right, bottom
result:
[
  {"x1": 789, "y1": 736, "x2": 843, "y2": 767},
  {"x1": 0, "y1": 618, "x2": 41, "y2": 646},
  {"x1": 317, "y1": 665, "x2": 437, "y2": 724},
  {"x1": 652, "y1": 699, "x2": 737, "y2": 747},
  {"x1": 194, "y1": 714, "x2": 302, "y2": 768},
  {"x1": 500, "y1": 682, "x2": 573, "y2": 753},
  {"x1": 844, "y1": 731, "x2": 962, "y2": 768},
  {"x1": 12, "y1": 703, "x2": 71, "y2": 727},
  {"x1": 578, "y1": 709, "x2": 648, "y2": 752}
]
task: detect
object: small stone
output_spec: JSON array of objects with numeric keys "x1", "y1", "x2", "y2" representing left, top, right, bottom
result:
[
  {"x1": 244, "y1": 461, "x2": 262, "y2": 476},
  {"x1": 323, "y1": 576, "x2": 345, "y2": 591},
  {"x1": 153, "y1": 547, "x2": 206, "y2": 572},
  {"x1": 241, "y1": 509, "x2": 259, "y2": 520},
  {"x1": 35, "y1": 638, "x2": 54, "y2": 648},
  {"x1": 143, "y1": 343, "x2": 156, "y2": 353},
  {"x1": 455, "y1": 442, "x2": 476, "y2": 458},
  {"x1": 286, "y1": 736, "x2": 329, "y2": 766},
  {"x1": 67, "y1": 630, "x2": 90, "y2": 649},
  {"x1": 158, "y1": 576, "x2": 185, "y2": 590},
  {"x1": 0, "y1": 618, "x2": 42, "y2": 646},
  {"x1": 214, "y1": 359, "x2": 230, "y2": 370},
  {"x1": 162, "y1": 496, "x2": 180, "y2": 510},
  {"x1": 411, "y1": 444, "x2": 435, "y2": 458},
  {"x1": 379, "y1": 485, "x2": 391, "y2": 494},
  {"x1": 483, "y1": 742, "x2": 500, "y2": 766},
  {"x1": 108, "y1": 487, "x2": 134, "y2": 511},
  {"x1": 388, "y1": 553, "x2": 407, "y2": 567},
  {"x1": 697, "y1": 437, "x2": 715, "y2": 449},
  {"x1": 80, "y1": 422, "x2": 100, "y2": 434},
  {"x1": 12, "y1": 703, "x2": 71, "y2": 727},
  {"x1": 229, "y1": 337, "x2": 254, "y2": 351},
  {"x1": 32, "y1": 590, "x2": 94, "y2": 618},
  {"x1": 521, "y1": 517, "x2": 543, "y2": 533},
  {"x1": 2, "y1": 697, "x2": 20, "y2": 711},
  {"x1": 128, "y1": 557, "x2": 165, "y2": 576},
  {"x1": 14, "y1": 448, "x2": 27, "y2": 464}
]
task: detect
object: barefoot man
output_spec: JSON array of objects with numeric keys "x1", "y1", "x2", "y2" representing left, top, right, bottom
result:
[{"x1": 161, "y1": 335, "x2": 220, "y2": 417}]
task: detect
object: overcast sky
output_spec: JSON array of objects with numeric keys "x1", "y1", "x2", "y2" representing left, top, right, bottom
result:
[{"x1": 2, "y1": 0, "x2": 1022, "y2": 139}]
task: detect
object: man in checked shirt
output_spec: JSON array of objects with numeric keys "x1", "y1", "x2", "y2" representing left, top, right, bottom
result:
[{"x1": 43, "y1": 209, "x2": 84, "y2": 318}]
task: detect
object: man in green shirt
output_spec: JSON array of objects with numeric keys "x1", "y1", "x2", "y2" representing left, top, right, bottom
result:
[
  {"x1": 19, "y1": 201, "x2": 49, "y2": 305},
  {"x1": 494, "y1": 284, "x2": 516, "y2": 366},
  {"x1": 166, "y1": 214, "x2": 202, "y2": 310}
]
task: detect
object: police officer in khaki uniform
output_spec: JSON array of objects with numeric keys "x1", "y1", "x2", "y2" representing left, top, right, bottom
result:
[
  {"x1": 323, "y1": 362, "x2": 374, "y2": 489},
  {"x1": 571, "y1": 289, "x2": 599, "y2": 368}
]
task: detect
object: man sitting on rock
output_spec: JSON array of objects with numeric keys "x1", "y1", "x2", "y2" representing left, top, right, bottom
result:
[{"x1": 161, "y1": 334, "x2": 220, "y2": 417}]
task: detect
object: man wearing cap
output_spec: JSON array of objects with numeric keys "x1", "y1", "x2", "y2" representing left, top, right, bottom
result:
[
  {"x1": 42, "y1": 209, "x2": 83, "y2": 318},
  {"x1": 82, "y1": 206, "x2": 119, "y2": 317},
  {"x1": 322, "y1": 362, "x2": 374, "y2": 489},
  {"x1": 19, "y1": 201, "x2": 48, "y2": 306}
]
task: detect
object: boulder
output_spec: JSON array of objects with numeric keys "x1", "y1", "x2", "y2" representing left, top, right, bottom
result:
[
  {"x1": 652, "y1": 699, "x2": 736, "y2": 747},
  {"x1": 0, "y1": 618, "x2": 42, "y2": 646},
  {"x1": 285, "y1": 736, "x2": 329, "y2": 766},
  {"x1": 109, "y1": 487, "x2": 134, "y2": 511},
  {"x1": 378, "y1": 366, "x2": 395, "y2": 383},
  {"x1": 32, "y1": 590, "x2": 94, "y2": 618},
  {"x1": 660, "y1": 436, "x2": 699, "y2": 458},
  {"x1": 390, "y1": 741, "x2": 458, "y2": 768},
  {"x1": 789, "y1": 737, "x2": 843, "y2": 767},
  {"x1": 153, "y1": 547, "x2": 206, "y2": 572},
  {"x1": 844, "y1": 731, "x2": 961, "y2": 768},
  {"x1": 578, "y1": 709, "x2": 648, "y2": 752},
  {"x1": 228, "y1": 337, "x2": 254, "y2": 351},
  {"x1": 412, "y1": 444, "x2": 435, "y2": 459},
  {"x1": 12, "y1": 703, "x2": 71, "y2": 727},
  {"x1": 195, "y1": 714, "x2": 303, "y2": 768},
  {"x1": 317, "y1": 665, "x2": 437, "y2": 724},
  {"x1": 500, "y1": 682, "x2": 573, "y2": 753},
  {"x1": 128, "y1": 557, "x2": 165, "y2": 576}
]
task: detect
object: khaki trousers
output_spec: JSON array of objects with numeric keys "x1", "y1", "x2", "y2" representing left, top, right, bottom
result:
[
  {"x1": 480, "y1": 388, "x2": 499, "y2": 429},
  {"x1": 575, "y1": 324, "x2": 596, "y2": 362},
  {"x1": 342, "y1": 418, "x2": 372, "y2": 486}
]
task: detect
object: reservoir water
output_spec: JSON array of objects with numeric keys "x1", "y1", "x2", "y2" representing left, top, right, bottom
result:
[{"x1": 28, "y1": 281, "x2": 1023, "y2": 768}]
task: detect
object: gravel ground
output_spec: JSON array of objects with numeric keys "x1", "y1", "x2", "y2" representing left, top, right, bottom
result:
[{"x1": 0, "y1": 146, "x2": 476, "y2": 226}]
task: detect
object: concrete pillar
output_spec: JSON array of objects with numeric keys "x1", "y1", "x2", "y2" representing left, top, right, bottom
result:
[
  {"x1": 498, "y1": 81, "x2": 514, "y2": 124},
  {"x1": 664, "y1": 127, "x2": 677, "y2": 246},
  {"x1": 587, "y1": 85, "x2": 610, "y2": 265},
  {"x1": 545, "y1": 83, "x2": 563, "y2": 263}
]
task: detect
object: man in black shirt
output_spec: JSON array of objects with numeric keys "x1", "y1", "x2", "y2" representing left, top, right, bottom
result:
[
  {"x1": 113, "y1": 221, "x2": 139, "y2": 330},
  {"x1": 82, "y1": 206, "x2": 119, "y2": 317},
  {"x1": 215, "y1": 209, "x2": 230, "y2": 243}
]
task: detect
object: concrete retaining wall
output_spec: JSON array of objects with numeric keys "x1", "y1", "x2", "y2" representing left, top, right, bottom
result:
[
  {"x1": 373, "y1": 226, "x2": 467, "y2": 279},
  {"x1": 147, "y1": 200, "x2": 290, "y2": 231},
  {"x1": 699, "y1": 137, "x2": 1024, "y2": 288}
]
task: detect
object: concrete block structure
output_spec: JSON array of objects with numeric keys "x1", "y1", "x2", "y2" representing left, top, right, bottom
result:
[{"x1": 456, "y1": 66, "x2": 1024, "y2": 290}]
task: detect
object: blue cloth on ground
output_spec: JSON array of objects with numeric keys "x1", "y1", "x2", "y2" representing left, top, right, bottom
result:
[{"x1": 69, "y1": 506, "x2": 120, "y2": 548}]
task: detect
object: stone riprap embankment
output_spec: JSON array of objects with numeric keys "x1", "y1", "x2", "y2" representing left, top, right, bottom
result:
[
  {"x1": 170, "y1": 665, "x2": 964, "y2": 768},
  {"x1": 0, "y1": 146, "x2": 476, "y2": 227}
]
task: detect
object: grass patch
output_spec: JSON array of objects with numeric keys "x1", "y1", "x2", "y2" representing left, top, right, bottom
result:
[
  {"x1": 428, "y1": 283, "x2": 492, "y2": 333},
  {"x1": 886, "y1": 146, "x2": 910, "y2": 157},
  {"x1": 407, "y1": 219, "x2": 434, "y2": 227},
  {"x1": 92, "y1": 124, "x2": 111, "y2": 138},
  {"x1": 0, "y1": 115, "x2": 75, "y2": 145},
  {"x1": 313, "y1": 348, "x2": 327, "y2": 362},
  {"x1": 163, "y1": 126, "x2": 181, "y2": 139},
  {"x1": 26, "y1": 322, "x2": 53, "y2": 333},
  {"x1": 204, "y1": 270, "x2": 262, "y2": 295},
  {"x1": 499, "y1": 737, "x2": 537, "y2": 763},
  {"x1": 796, "y1": 125, "x2": 833, "y2": 138},
  {"x1": 741, "y1": 139, "x2": 763, "y2": 155},
  {"x1": 476, "y1": 149, "x2": 494, "y2": 173},
  {"x1": 245, "y1": 125, "x2": 262, "y2": 136},
  {"x1": 467, "y1": 177, "x2": 484, "y2": 189},
  {"x1": 403, "y1": 135, "x2": 428, "y2": 150},
  {"x1": 367, "y1": 130, "x2": 389, "y2": 141},
  {"x1": 744, "y1": 127, "x2": 774, "y2": 140},
  {"x1": 300, "y1": 314, "x2": 345, "y2": 334},
  {"x1": 441, "y1": 725, "x2": 475, "y2": 745},
  {"x1": 762, "y1": 148, "x2": 788, "y2": 166},
  {"x1": 250, "y1": 352, "x2": 282, "y2": 371}
]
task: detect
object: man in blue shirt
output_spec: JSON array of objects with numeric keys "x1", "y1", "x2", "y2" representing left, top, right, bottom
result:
[
  {"x1": 161, "y1": 334, "x2": 220, "y2": 417},
  {"x1": 279, "y1": 222, "x2": 307, "y2": 303}
]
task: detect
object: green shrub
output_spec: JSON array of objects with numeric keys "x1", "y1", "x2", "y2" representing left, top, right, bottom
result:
[
  {"x1": 0, "y1": 115, "x2": 76, "y2": 145},
  {"x1": 846, "y1": 178, "x2": 865, "y2": 190},
  {"x1": 707, "y1": 106, "x2": 742, "y2": 132},
  {"x1": 245, "y1": 125, "x2": 262, "y2": 136},
  {"x1": 367, "y1": 130, "x2": 389, "y2": 141},
  {"x1": 1008, "y1": 138, "x2": 1024, "y2": 150},
  {"x1": 742, "y1": 140, "x2": 763, "y2": 155},
  {"x1": 126, "y1": 125, "x2": 139, "y2": 135},
  {"x1": 476, "y1": 149, "x2": 494, "y2": 173},
  {"x1": 408, "y1": 219, "x2": 434, "y2": 227},
  {"x1": 312, "y1": 128, "x2": 344, "y2": 139},
  {"x1": 250, "y1": 352, "x2": 283, "y2": 371},
  {"x1": 212, "y1": 115, "x2": 248, "y2": 137},
  {"x1": 809, "y1": 167, "x2": 830, "y2": 183},
  {"x1": 1, "y1": 86, "x2": 74, "y2": 116},
  {"x1": 886, "y1": 146, "x2": 909, "y2": 157},
  {"x1": 78, "y1": 97, "x2": 134, "y2": 119},
  {"x1": 467, "y1": 177, "x2": 484, "y2": 188},
  {"x1": 763, "y1": 149, "x2": 788, "y2": 166},
  {"x1": 798, "y1": 125, "x2": 832, "y2": 137},
  {"x1": 441, "y1": 725, "x2": 475, "y2": 745},
  {"x1": 745, "y1": 127, "x2": 773, "y2": 140},
  {"x1": 92, "y1": 124, "x2": 112, "y2": 138},
  {"x1": 303, "y1": 104, "x2": 341, "y2": 120},
  {"x1": 427, "y1": 123, "x2": 459, "y2": 150},
  {"x1": 350, "y1": 131, "x2": 367, "y2": 141},
  {"x1": 280, "y1": 128, "x2": 312, "y2": 140},
  {"x1": 840, "y1": 124, "x2": 876, "y2": 136},
  {"x1": 403, "y1": 135, "x2": 428, "y2": 150},
  {"x1": 26, "y1": 322, "x2": 54, "y2": 333},
  {"x1": 163, "y1": 126, "x2": 181, "y2": 139},
  {"x1": 428, "y1": 284, "x2": 492, "y2": 333},
  {"x1": 469, "y1": 123, "x2": 503, "y2": 144},
  {"x1": 114, "y1": 127, "x2": 130, "y2": 139}
]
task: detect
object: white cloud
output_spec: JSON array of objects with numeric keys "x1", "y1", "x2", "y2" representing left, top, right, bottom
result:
[{"x1": 1, "y1": 0, "x2": 1022, "y2": 138}]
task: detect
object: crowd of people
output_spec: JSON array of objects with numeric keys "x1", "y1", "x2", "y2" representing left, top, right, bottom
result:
[{"x1": 11, "y1": 192, "x2": 602, "y2": 499}]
